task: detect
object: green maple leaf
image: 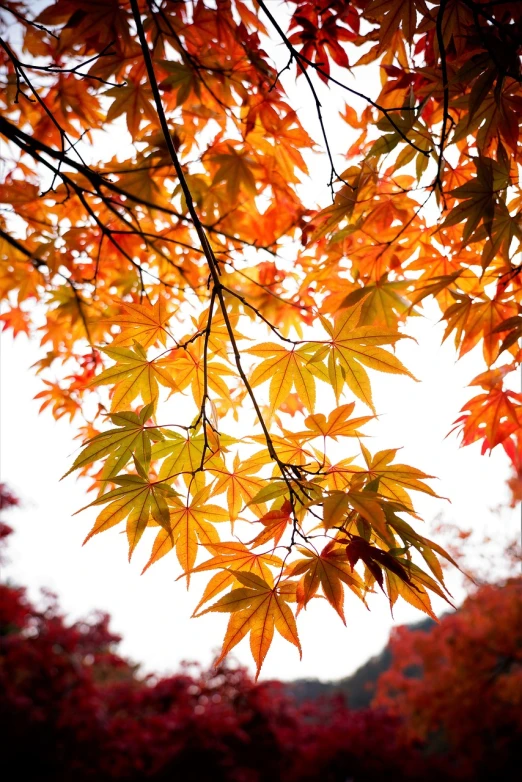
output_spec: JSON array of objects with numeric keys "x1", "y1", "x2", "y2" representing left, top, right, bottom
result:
[{"x1": 62, "y1": 403, "x2": 163, "y2": 483}]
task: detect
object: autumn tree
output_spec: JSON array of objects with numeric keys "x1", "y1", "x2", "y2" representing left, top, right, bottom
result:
[
  {"x1": 1, "y1": 0, "x2": 521, "y2": 673},
  {"x1": 374, "y1": 575, "x2": 522, "y2": 781}
]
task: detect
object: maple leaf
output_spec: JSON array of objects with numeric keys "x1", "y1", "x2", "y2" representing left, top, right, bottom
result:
[
  {"x1": 474, "y1": 201, "x2": 522, "y2": 271},
  {"x1": 309, "y1": 306, "x2": 415, "y2": 410},
  {"x1": 300, "y1": 403, "x2": 373, "y2": 441},
  {"x1": 345, "y1": 535, "x2": 414, "y2": 595},
  {"x1": 105, "y1": 80, "x2": 157, "y2": 138},
  {"x1": 247, "y1": 342, "x2": 317, "y2": 416},
  {"x1": 119, "y1": 167, "x2": 171, "y2": 209},
  {"x1": 365, "y1": 0, "x2": 428, "y2": 51},
  {"x1": 190, "y1": 308, "x2": 246, "y2": 360},
  {"x1": 154, "y1": 431, "x2": 236, "y2": 489},
  {"x1": 442, "y1": 293, "x2": 517, "y2": 366},
  {"x1": 90, "y1": 342, "x2": 179, "y2": 413},
  {"x1": 77, "y1": 474, "x2": 178, "y2": 560},
  {"x1": 207, "y1": 452, "x2": 267, "y2": 521},
  {"x1": 62, "y1": 403, "x2": 163, "y2": 483},
  {"x1": 323, "y1": 489, "x2": 393, "y2": 546},
  {"x1": 159, "y1": 60, "x2": 201, "y2": 106},
  {"x1": 249, "y1": 498, "x2": 293, "y2": 548},
  {"x1": 492, "y1": 314, "x2": 522, "y2": 356},
  {"x1": 387, "y1": 513, "x2": 457, "y2": 585},
  {"x1": 320, "y1": 456, "x2": 358, "y2": 492},
  {"x1": 408, "y1": 270, "x2": 463, "y2": 311},
  {"x1": 208, "y1": 143, "x2": 259, "y2": 201},
  {"x1": 441, "y1": 156, "x2": 511, "y2": 243},
  {"x1": 101, "y1": 298, "x2": 172, "y2": 349},
  {"x1": 198, "y1": 571, "x2": 301, "y2": 678},
  {"x1": 249, "y1": 431, "x2": 315, "y2": 467},
  {"x1": 247, "y1": 107, "x2": 312, "y2": 184},
  {"x1": 0, "y1": 305, "x2": 31, "y2": 336},
  {"x1": 288, "y1": 6, "x2": 354, "y2": 81},
  {"x1": 34, "y1": 380, "x2": 81, "y2": 421},
  {"x1": 189, "y1": 541, "x2": 283, "y2": 613},
  {"x1": 158, "y1": 346, "x2": 235, "y2": 409},
  {"x1": 285, "y1": 540, "x2": 365, "y2": 622},
  {"x1": 339, "y1": 276, "x2": 414, "y2": 328},
  {"x1": 452, "y1": 385, "x2": 522, "y2": 452},
  {"x1": 154, "y1": 432, "x2": 206, "y2": 492},
  {"x1": 142, "y1": 485, "x2": 228, "y2": 577},
  {"x1": 309, "y1": 182, "x2": 358, "y2": 242},
  {"x1": 384, "y1": 567, "x2": 436, "y2": 620},
  {"x1": 352, "y1": 444, "x2": 439, "y2": 511},
  {"x1": 393, "y1": 554, "x2": 453, "y2": 615}
]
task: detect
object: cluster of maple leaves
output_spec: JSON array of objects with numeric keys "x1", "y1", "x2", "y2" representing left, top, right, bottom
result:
[{"x1": 1, "y1": 0, "x2": 521, "y2": 673}]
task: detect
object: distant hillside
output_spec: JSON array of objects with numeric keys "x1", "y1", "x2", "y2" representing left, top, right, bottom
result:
[{"x1": 287, "y1": 618, "x2": 435, "y2": 709}]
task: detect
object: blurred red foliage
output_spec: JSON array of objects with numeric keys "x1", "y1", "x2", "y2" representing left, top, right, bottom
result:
[
  {"x1": 374, "y1": 578, "x2": 522, "y2": 780},
  {"x1": 0, "y1": 575, "x2": 419, "y2": 781},
  {"x1": 1, "y1": 485, "x2": 521, "y2": 781},
  {"x1": 0, "y1": 481, "x2": 18, "y2": 558},
  {"x1": 0, "y1": 485, "x2": 418, "y2": 781}
]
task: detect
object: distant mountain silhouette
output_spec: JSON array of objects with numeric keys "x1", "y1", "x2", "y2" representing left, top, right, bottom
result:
[{"x1": 287, "y1": 617, "x2": 435, "y2": 709}]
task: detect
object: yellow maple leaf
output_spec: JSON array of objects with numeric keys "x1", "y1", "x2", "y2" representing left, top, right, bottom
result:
[
  {"x1": 90, "y1": 342, "x2": 179, "y2": 412},
  {"x1": 247, "y1": 342, "x2": 317, "y2": 416},
  {"x1": 309, "y1": 305, "x2": 415, "y2": 410},
  {"x1": 198, "y1": 571, "x2": 301, "y2": 678},
  {"x1": 142, "y1": 485, "x2": 228, "y2": 576},
  {"x1": 208, "y1": 452, "x2": 268, "y2": 521},
  {"x1": 300, "y1": 403, "x2": 373, "y2": 441},
  {"x1": 77, "y1": 474, "x2": 178, "y2": 560},
  {"x1": 157, "y1": 347, "x2": 236, "y2": 408},
  {"x1": 189, "y1": 541, "x2": 283, "y2": 613},
  {"x1": 101, "y1": 298, "x2": 172, "y2": 349}
]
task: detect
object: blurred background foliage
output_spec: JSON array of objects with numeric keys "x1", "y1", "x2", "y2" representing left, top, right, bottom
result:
[{"x1": 1, "y1": 484, "x2": 520, "y2": 782}]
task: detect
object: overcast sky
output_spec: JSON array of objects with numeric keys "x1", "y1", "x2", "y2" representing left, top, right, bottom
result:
[{"x1": 0, "y1": 11, "x2": 519, "y2": 682}]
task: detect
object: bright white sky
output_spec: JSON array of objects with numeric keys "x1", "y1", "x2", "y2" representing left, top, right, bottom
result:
[{"x1": 0, "y1": 7, "x2": 519, "y2": 681}]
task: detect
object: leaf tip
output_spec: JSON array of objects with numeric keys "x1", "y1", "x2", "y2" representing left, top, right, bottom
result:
[{"x1": 141, "y1": 558, "x2": 153, "y2": 575}]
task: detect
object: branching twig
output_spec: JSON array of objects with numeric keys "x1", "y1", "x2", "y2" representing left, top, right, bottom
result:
[
  {"x1": 130, "y1": 0, "x2": 313, "y2": 543},
  {"x1": 255, "y1": 0, "x2": 431, "y2": 163},
  {"x1": 434, "y1": 0, "x2": 449, "y2": 203}
]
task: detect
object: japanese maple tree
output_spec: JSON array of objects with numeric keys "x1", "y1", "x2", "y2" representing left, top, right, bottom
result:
[{"x1": 1, "y1": 0, "x2": 521, "y2": 674}]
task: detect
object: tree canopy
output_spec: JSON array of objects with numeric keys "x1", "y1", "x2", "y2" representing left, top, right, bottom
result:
[{"x1": 1, "y1": 0, "x2": 521, "y2": 674}]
